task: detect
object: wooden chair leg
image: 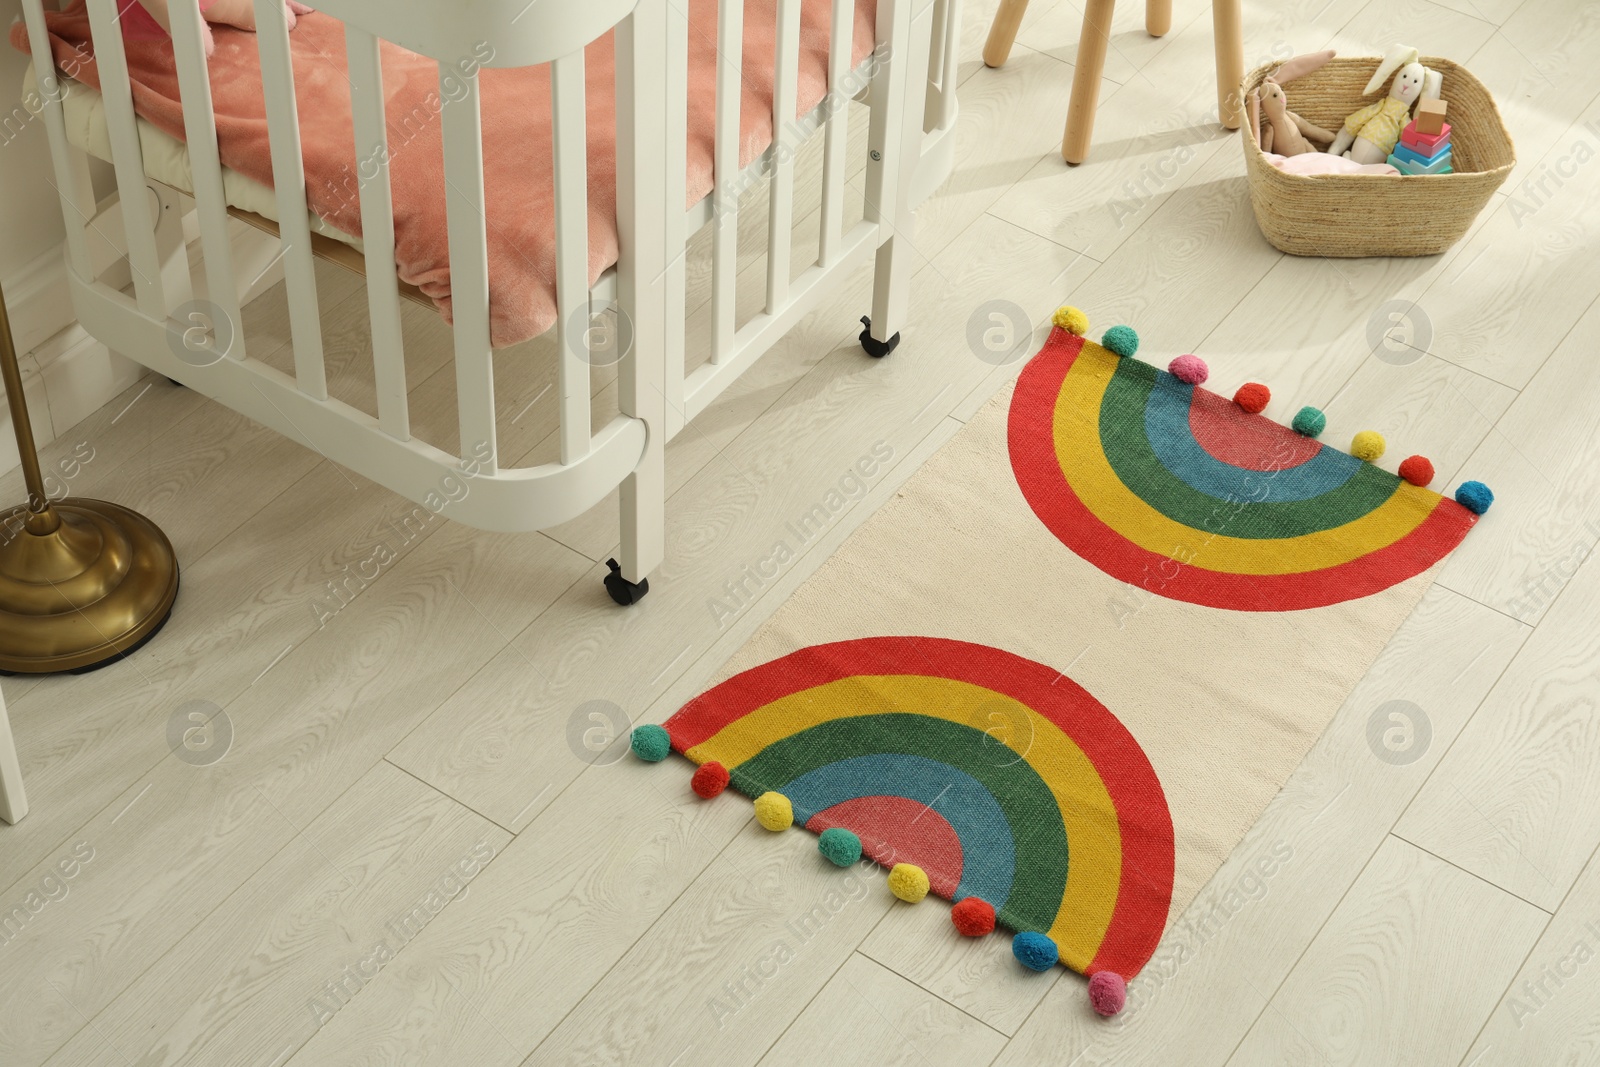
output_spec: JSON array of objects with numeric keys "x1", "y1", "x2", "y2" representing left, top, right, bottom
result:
[
  {"x1": 1062, "y1": 0, "x2": 1116, "y2": 164},
  {"x1": 1212, "y1": 0, "x2": 1244, "y2": 130},
  {"x1": 1146, "y1": 0, "x2": 1171, "y2": 37},
  {"x1": 984, "y1": 0, "x2": 1031, "y2": 68}
]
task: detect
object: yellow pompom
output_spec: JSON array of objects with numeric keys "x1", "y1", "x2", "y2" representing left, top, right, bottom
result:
[
  {"x1": 1351, "y1": 430, "x2": 1386, "y2": 463},
  {"x1": 753, "y1": 791, "x2": 793, "y2": 831},
  {"x1": 1052, "y1": 306, "x2": 1089, "y2": 336},
  {"x1": 887, "y1": 863, "x2": 930, "y2": 903}
]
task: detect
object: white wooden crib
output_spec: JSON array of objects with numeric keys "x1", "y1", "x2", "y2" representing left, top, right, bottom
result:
[{"x1": 20, "y1": 0, "x2": 961, "y2": 604}]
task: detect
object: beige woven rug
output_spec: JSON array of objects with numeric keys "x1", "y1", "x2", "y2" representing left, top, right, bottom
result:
[{"x1": 652, "y1": 309, "x2": 1487, "y2": 1014}]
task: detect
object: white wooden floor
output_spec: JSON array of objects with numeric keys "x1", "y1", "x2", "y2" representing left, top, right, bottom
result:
[{"x1": 6, "y1": 0, "x2": 1600, "y2": 1061}]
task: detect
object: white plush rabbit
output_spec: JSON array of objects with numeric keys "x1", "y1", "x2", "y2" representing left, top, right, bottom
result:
[{"x1": 1327, "y1": 46, "x2": 1442, "y2": 164}]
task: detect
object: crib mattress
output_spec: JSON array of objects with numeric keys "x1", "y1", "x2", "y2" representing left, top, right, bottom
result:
[
  {"x1": 23, "y1": 63, "x2": 362, "y2": 252},
  {"x1": 15, "y1": 0, "x2": 879, "y2": 348}
]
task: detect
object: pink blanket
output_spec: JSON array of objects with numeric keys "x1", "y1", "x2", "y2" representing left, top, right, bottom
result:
[{"x1": 13, "y1": 1, "x2": 878, "y2": 348}]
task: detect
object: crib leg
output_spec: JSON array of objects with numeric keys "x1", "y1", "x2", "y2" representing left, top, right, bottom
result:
[
  {"x1": 863, "y1": 0, "x2": 934, "y2": 356},
  {"x1": 611, "y1": 449, "x2": 662, "y2": 606},
  {"x1": 612, "y1": 0, "x2": 669, "y2": 605}
]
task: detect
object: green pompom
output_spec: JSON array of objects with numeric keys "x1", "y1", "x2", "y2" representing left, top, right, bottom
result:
[
  {"x1": 1291, "y1": 406, "x2": 1326, "y2": 438},
  {"x1": 629, "y1": 724, "x2": 671, "y2": 762},
  {"x1": 818, "y1": 827, "x2": 862, "y2": 867},
  {"x1": 1100, "y1": 325, "x2": 1139, "y2": 358}
]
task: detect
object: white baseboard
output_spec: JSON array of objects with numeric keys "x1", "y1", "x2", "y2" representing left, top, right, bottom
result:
[
  {"x1": 2, "y1": 314, "x2": 144, "y2": 485},
  {"x1": 3, "y1": 244, "x2": 76, "y2": 358}
]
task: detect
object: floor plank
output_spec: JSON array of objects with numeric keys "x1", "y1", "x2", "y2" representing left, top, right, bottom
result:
[
  {"x1": 1397, "y1": 543, "x2": 1600, "y2": 911},
  {"x1": 755, "y1": 953, "x2": 1008, "y2": 1067},
  {"x1": 1432, "y1": 295, "x2": 1600, "y2": 624},
  {"x1": 1462, "y1": 843, "x2": 1600, "y2": 1065},
  {"x1": 40, "y1": 761, "x2": 509, "y2": 1067},
  {"x1": 522, "y1": 820, "x2": 898, "y2": 1067},
  {"x1": 1224, "y1": 836, "x2": 1547, "y2": 1067},
  {"x1": 0, "y1": 512, "x2": 588, "y2": 1065}
]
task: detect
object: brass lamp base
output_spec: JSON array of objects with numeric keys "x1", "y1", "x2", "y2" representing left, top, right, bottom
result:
[{"x1": 0, "y1": 499, "x2": 179, "y2": 673}]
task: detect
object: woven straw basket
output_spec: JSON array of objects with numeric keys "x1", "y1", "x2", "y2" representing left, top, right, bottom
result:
[{"x1": 1241, "y1": 57, "x2": 1515, "y2": 257}]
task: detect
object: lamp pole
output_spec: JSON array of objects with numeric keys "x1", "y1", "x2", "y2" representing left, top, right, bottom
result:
[{"x1": 0, "y1": 279, "x2": 178, "y2": 672}]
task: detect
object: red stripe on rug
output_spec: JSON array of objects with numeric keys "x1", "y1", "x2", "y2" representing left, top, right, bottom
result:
[
  {"x1": 808, "y1": 795, "x2": 965, "y2": 899},
  {"x1": 1187, "y1": 383, "x2": 1323, "y2": 471}
]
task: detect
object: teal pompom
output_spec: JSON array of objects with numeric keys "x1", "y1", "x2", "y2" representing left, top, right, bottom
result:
[
  {"x1": 1291, "y1": 406, "x2": 1326, "y2": 438},
  {"x1": 629, "y1": 724, "x2": 671, "y2": 762},
  {"x1": 818, "y1": 827, "x2": 862, "y2": 867},
  {"x1": 1013, "y1": 931, "x2": 1060, "y2": 971},
  {"x1": 1455, "y1": 480, "x2": 1494, "y2": 515},
  {"x1": 1100, "y1": 325, "x2": 1139, "y2": 358}
]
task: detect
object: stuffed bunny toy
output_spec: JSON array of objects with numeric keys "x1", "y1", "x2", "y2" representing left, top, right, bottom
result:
[
  {"x1": 1257, "y1": 78, "x2": 1337, "y2": 156},
  {"x1": 121, "y1": 0, "x2": 315, "y2": 56},
  {"x1": 1328, "y1": 46, "x2": 1442, "y2": 164}
]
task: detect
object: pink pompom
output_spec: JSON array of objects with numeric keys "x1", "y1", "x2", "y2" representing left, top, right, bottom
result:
[
  {"x1": 1168, "y1": 355, "x2": 1209, "y2": 385},
  {"x1": 1088, "y1": 971, "x2": 1127, "y2": 1016}
]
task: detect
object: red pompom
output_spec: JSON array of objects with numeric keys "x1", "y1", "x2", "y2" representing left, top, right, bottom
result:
[
  {"x1": 1398, "y1": 455, "x2": 1435, "y2": 487},
  {"x1": 691, "y1": 761, "x2": 730, "y2": 798},
  {"x1": 951, "y1": 897, "x2": 996, "y2": 937},
  {"x1": 1233, "y1": 382, "x2": 1270, "y2": 414}
]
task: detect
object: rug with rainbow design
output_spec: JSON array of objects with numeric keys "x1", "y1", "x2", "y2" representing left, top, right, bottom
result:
[{"x1": 633, "y1": 306, "x2": 1488, "y2": 1018}]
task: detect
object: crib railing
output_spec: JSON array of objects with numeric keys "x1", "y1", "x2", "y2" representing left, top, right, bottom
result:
[{"x1": 21, "y1": 0, "x2": 958, "y2": 588}]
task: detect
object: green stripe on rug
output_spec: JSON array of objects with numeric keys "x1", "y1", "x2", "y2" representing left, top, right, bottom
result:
[{"x1": 1099, "y1": 357, "x2": 1400, "y2": 536}]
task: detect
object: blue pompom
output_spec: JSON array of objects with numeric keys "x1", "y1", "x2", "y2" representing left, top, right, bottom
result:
[
  {"x1": 1455, "y1": 480, "x2": 1494, "y2": 515},
  {"x1": 1100, "y1": 325, "x2": 1139, "y2": 358},
  {"x1": 1012, "y1": 931, "x2": 1060, "y2": 972}
]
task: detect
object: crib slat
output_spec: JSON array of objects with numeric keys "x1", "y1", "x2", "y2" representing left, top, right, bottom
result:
[
  {"x1": 709, "y1": 0, "x2": 743, "y2": 365},
  {"x1": 346, "y1": 27, "x2": 410, "y2": 441},
  {"x1": 663, "y1": 1, "x2": 689, "y2": 438},
  {"x1": 552, "y1": 53, "x2": 592, "y2": 464},
  {"x1": 765, "y1": 0, "x2": 803, "y2": 313},
  {"x1": 21, "y1": 1, "x2": 95, "y2": 280},
  {"x1": 930, "y1": 0, "x2": 961, "y2": 131},
  {"x1": 84, "y1": 0, "x2": 165, "y2": 320},
  {"x1": 167, "y1": 0, "x2": 242, "y2": 357},
  {"x1": 819, "y1": 0, "x2": 852, "y2": 267},
  {"x1": 439, "y1": 64, "x2": 498, "y2": 473},
  {"x1": 253, "y1": 0, "x2": 327, "y2": 400}
]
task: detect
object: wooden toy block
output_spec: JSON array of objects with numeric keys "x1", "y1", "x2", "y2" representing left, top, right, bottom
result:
[
  {"x1": 1415, "y1": 98, "x2": 1448, "y2": 136},
  {"x1": 1401, "y1": 121, "x2": 1451, "y2": 152}
]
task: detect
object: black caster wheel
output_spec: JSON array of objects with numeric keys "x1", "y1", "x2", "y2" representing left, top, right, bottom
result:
[
  {"x1": 858, "y1": 316, "x2": 900, "y2": 358},
  {"x1": 604, "y1": 558, "x2": 650, "y2": 606}
]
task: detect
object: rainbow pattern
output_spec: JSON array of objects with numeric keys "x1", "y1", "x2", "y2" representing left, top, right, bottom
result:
[
  {"x1": 1007, "y1": 328, "x2": 1479, "y2": 611},
  {"x1": 666, "y1": 636, "x2": 1175, "y2": 980}
]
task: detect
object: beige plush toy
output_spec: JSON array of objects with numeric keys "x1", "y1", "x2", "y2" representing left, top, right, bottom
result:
[{"x1": 1257, "y1": 78, "x2": 1337, "y2": 156}]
